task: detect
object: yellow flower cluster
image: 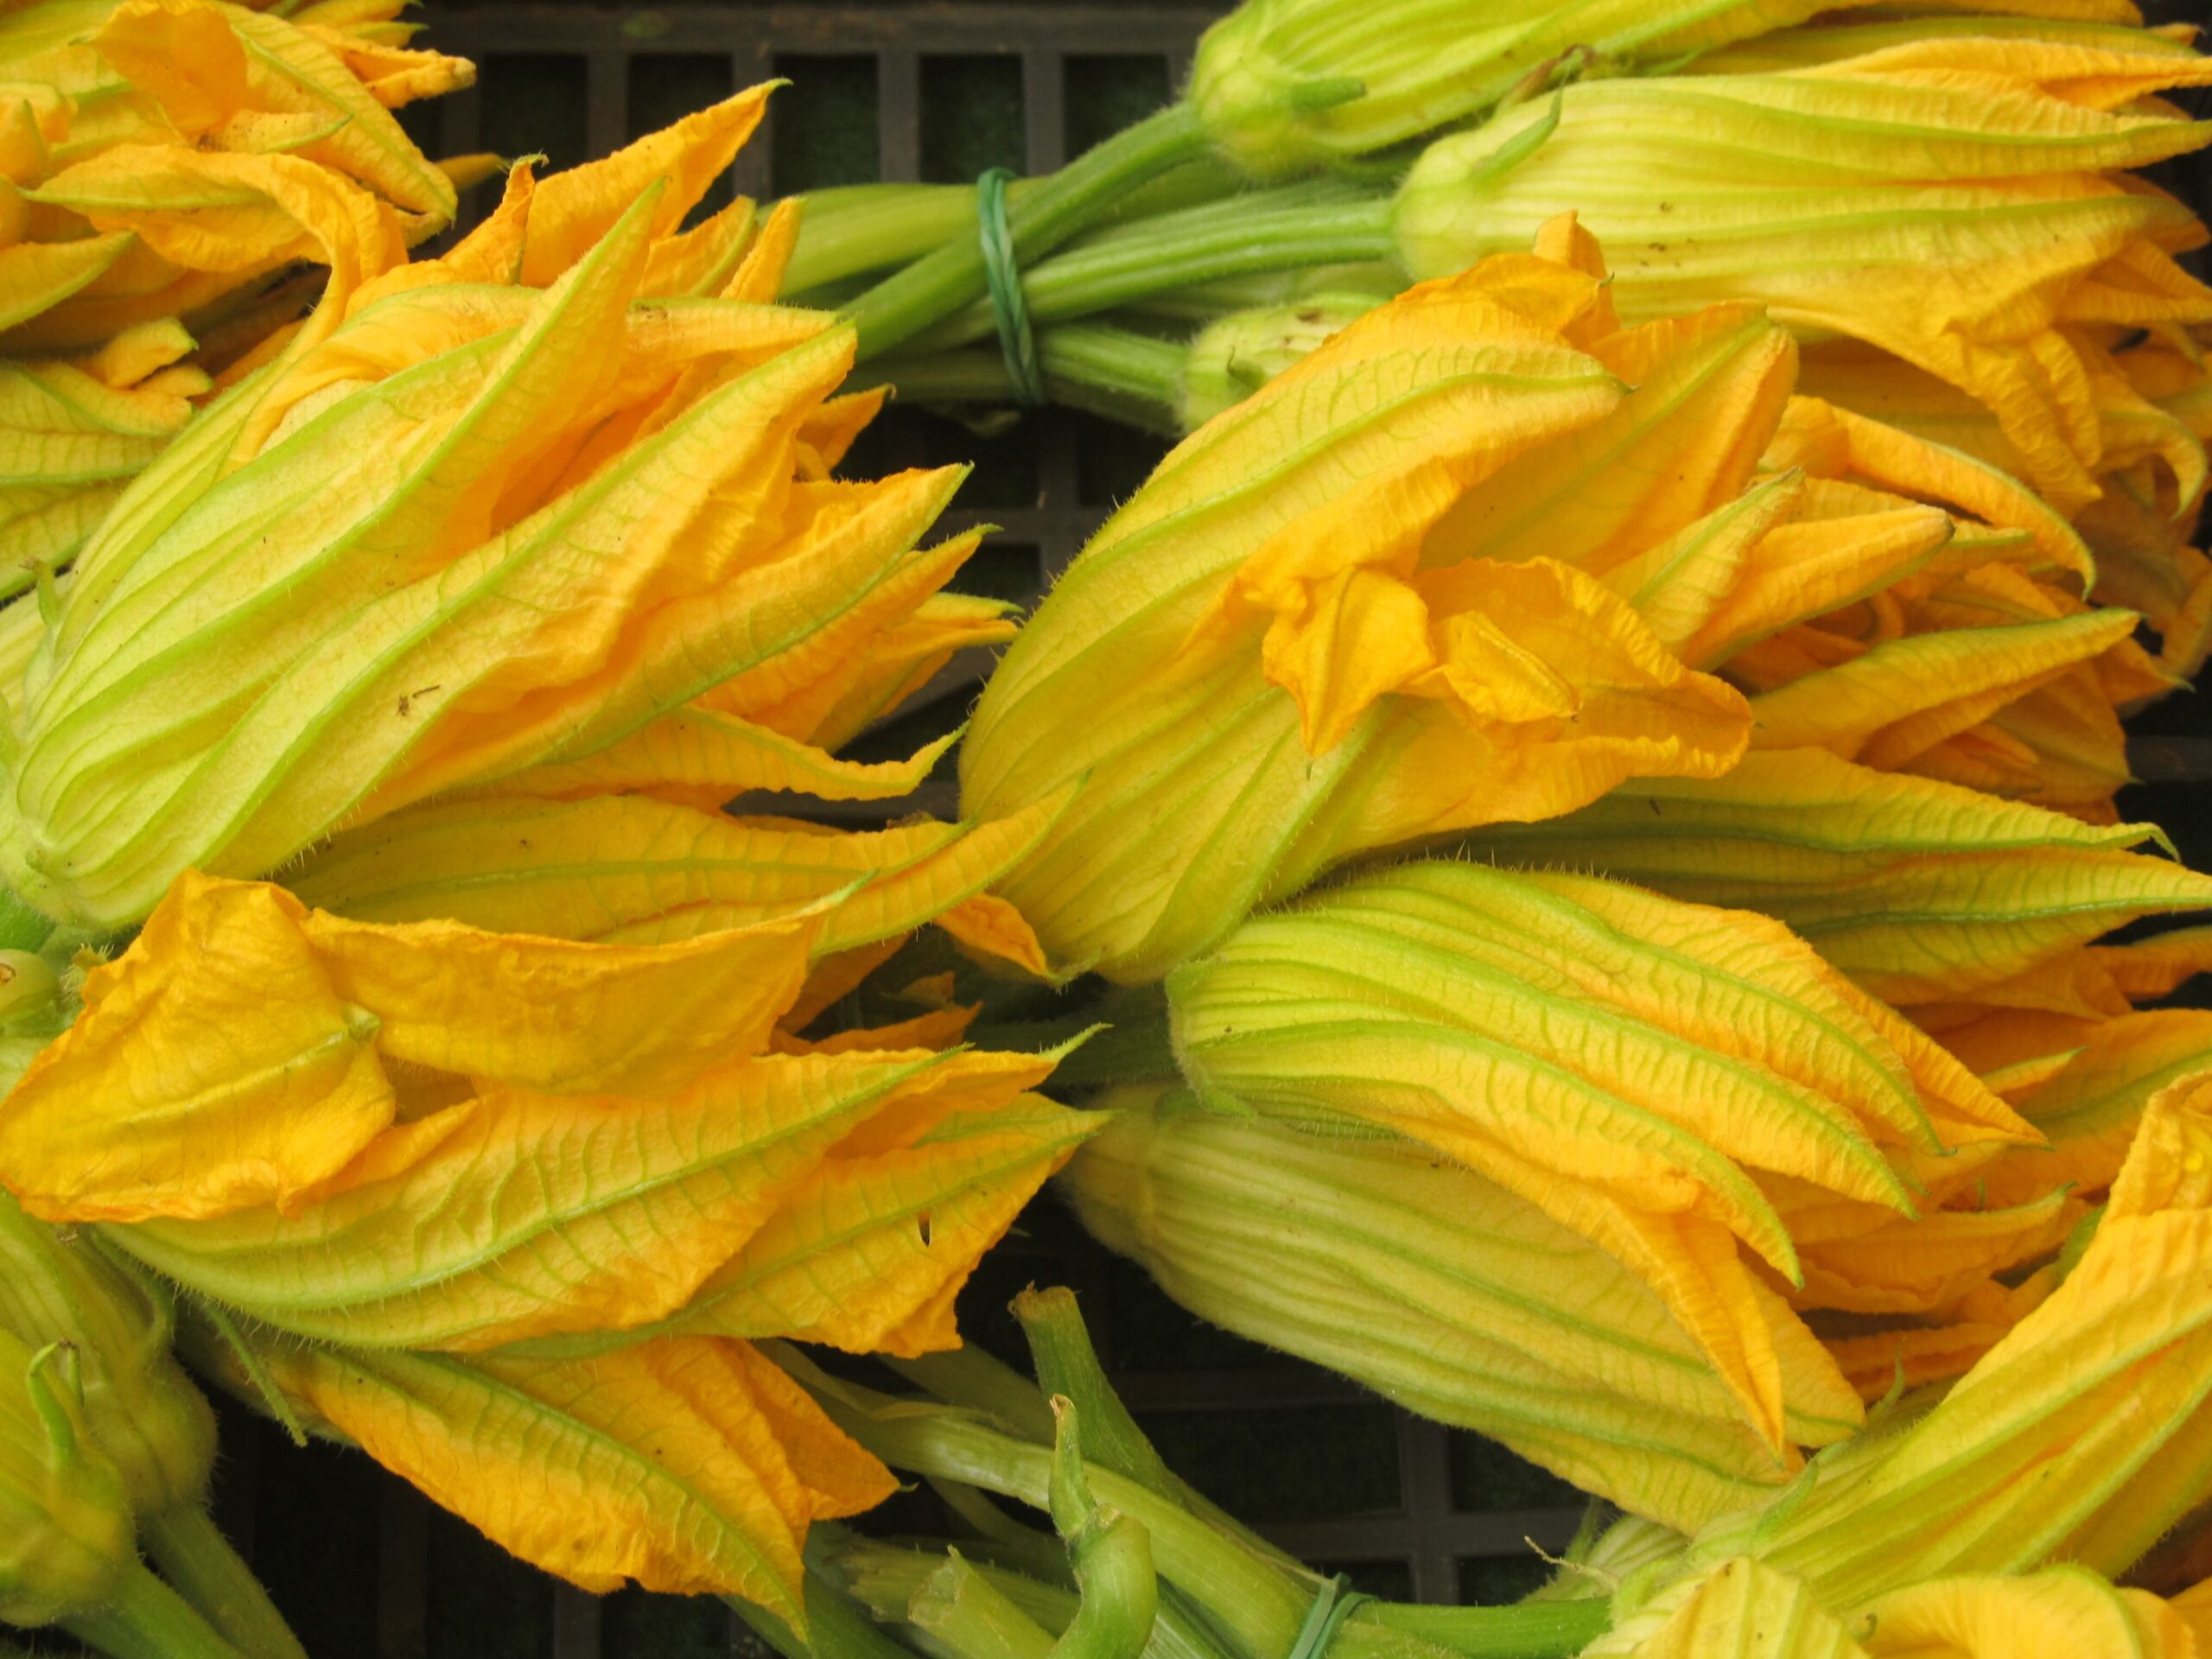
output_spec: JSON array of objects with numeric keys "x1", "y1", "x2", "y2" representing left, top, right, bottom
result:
[{"x1": 0, "y1": 0, "x2": 2206, "y2": 1652}]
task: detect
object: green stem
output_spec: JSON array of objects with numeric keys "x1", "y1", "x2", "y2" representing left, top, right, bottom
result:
[
  {"x1": 0, "y1": 887, "x2": 53, "y2": 954},
  {"x1": 887, "y1": 1346, "x2": 1058, "y2": 1444},
  {"x1": 782, "y1": 159, "x2": 1243, "y2": 303},
  {"x1": 785, "y1": 182, "x2": 1017, "y2": 299},
  {"x1": 843, "y1": 103, "x2": 1211, "y2": 362},
  {"x1": 1040, "y1": 327, "x2": 1187, "y2": 419},
  {"x1": 1363, "y1": 1601, "x2": 1611, "y2": 1659},
  {"x1": 729, "y1": 1564, "x2": 922, "y2": 1659},
  {"x1": 60, "y1": 1560, "x2": 247, "y2": 1659},
  {"x1": 912, "y1": 1555, "x2": 1058, "y2": 1659},
  {"x1": 852, "y1": 327, "x2": 1185, "y2": 435},
  {"x1": 810, "y1": 1394, "x2": 1308, "y2": 1659},
  {"x1": 140, "y1": 1506, "x2": 306, "y2": 1659},
  {"x1": 912, "y1": 194, "x2": 1396, "y2": 353}
]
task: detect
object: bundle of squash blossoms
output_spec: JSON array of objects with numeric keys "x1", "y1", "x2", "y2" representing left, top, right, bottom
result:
[{"x1": 0, "y1": 0, "x2": 2203, "y2": 1654}]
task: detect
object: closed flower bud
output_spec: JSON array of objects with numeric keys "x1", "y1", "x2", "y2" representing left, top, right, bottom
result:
[
  {"x1": 1390, "y1": 36, "x2": 2212, "y2": 511},
  {"x1": 0, "y1": 96, "x2": 996, "y2": 931},
  {"x1": 1146, "y1": 859, "x2": 2032, "y2": 1463},
  {"x1": 1176, "y1": 291, "x2": 1380, "y2": 429},
  {"x1": 0, "y1": 1335, "x2": 132, "y2": 1628},
  {"x1": 963, "y1": 232, "x2": 1753, "y2": 981},
  {"x1": 1185, "y1": 0, "x2": 1848, "y2": 180},
  {"x1": 0, "y1": 1196, "x2": 213, "y2": 1516},
  {"x1": 1064, "y1": 1090, "x2": 1862, "y2": 1534}
]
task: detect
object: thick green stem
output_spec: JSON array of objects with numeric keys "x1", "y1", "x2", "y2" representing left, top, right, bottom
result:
[
  {"x1": 60, "y1": 1560, "x2": 246, "y2": 1659},
  {"x1": 912, "y1": 1556, "x2": 1058, "y2": 1659},
  {"x1": 140, "y1": 1506, "x2": 305, "y2": 1659},
  {"x1": 783, "y1": 159, "x2": 1243, "y2": 302},
  {"x1": 785, "y1": 182, "x2": 1020, "y2": 299},
  {"x1": 1363, "y1": 1600, "x2": 1611, "y2": 1659},
  {"x1": 1040, "y1": 327, "x2": 1187, "y2": 420},
  {"x1": 852, "y1": 327, "x2": 1185, "y2": 434},
  {"x1": 912, "y1": 196, "x2": 1396, "y2": 353},
  {"x1": 811, "y1": 1397, "x2": 1308, "y2": 1659},
  {"x1": 843, "y1": 103, "x2": 1211, "y2": 361}
]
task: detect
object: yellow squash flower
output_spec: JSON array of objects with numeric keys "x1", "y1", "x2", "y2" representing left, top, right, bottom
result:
[
  {"x1": 1717, "y1": 1071, "x2": 2212, "y2": 1605},
  {"x1": 1462, "y1": 748, "x2": 2212, "y2": 1013},
  {"x1": 0, "y1": 99, "x2": 1012, "y2": 932},
  {"x1": 1179, "y1": 0, "x2": 2145, "y2": 180},
  {"x1": 1588, "y1": 1556, "x2": 2201, "y2": 1659},
  {"x1": 0, "y1": 870, "x2": 1095, "y2": 1358},
  {"x1": 1146, "y1": 858, "x2": 2029, "y2": 1459},
  {"x1": 965, "y1": 229, "x2": 1780, "y2": 982},
  {"x1": 0, "y1": 866, "x2": 1094, "y2": 1618},
  {"x1": 1391, "y1": 31, "x2": 2212, "y2": 512},
  {"x1": 0, "y1": 0, "x2": 474, "y2": 574},
  {"x1": 189, "y1": 1313, "x2": 895, "y2": 1624},
  {"x1": 1065, "y1": 1090, "x2": 1863, "y2": 1535}
]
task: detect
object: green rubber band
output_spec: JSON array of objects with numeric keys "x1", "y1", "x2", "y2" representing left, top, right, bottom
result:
[
  {"x1": 975, "y1": 166, "x2": 1046, "y2": 406},
  {"x1": 1287, "y1": 1574, "x2": 1373, "y2": 1659}
]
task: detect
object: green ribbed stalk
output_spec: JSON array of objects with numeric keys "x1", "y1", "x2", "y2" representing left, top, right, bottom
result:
[
  {"x1": 854, "y1": 327, "x2": 1186, "y2": 434},
  {"x1": 909, "y1": 193, "x2": 1396, "y2": 354},
  {"x1": 60, "y1": 1560, "x2": 246, "y2": 1659},
  {"x1": 843, "y1": 105, "x2": 1211, "y2": 360},
  {"x1": 140, "y1": 1507, "x2": 305, "y2": 1659}
]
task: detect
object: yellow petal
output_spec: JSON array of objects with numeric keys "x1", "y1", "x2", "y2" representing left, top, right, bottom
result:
[
  {"x1": 118, "y1": 1046, "x2": 1041, "y2": 1352},
  {"x1": 293, "y1": 899, "x2": 821, "y2": 1096},
  {"x1": 0, "y1": 871, "x2": 392, "y2": 1224},
  {"x1": 1789, "y1": 1189, "x2": 2072, "y2": 1316},
  {"x1": 496, "y1": 699, "x2": 958, "y2": 807},
  {"x1": 1746, "y1": 609, "x2": 2139, "y2": 767},
  {"x1": 521, "y1": 87, "x2": 772, "y2": 286},
  {"x1": 1854, "y1": 1567, "x2": 2196, "y2": 1659},
  {"x1": 1583, "y1": 1558, "x2": 1865, "y2": 1659},
  {"x1": 290, "y1": 790, "x2": 1065, "y2": 965},
  {"x1": 228, "y1": 1330, "x2": 889, "y2": 1619},
  {"x1": 1770, "y1": 391, "x2": 2094, "y2": 585},
  {"x1": 1427, "y1": 303, "x2": 1797, "y2": 580},
  {"x1": 0, "y1": 232, "x2": 137, "y2": 335},
  {"x1": 671, "y1": 1091, "x2": 1101, "y2": 1357},
  {"x1": 1465, "y1": 747, "x2": 2212, "y2": 1006},
  {"x1": 1755, "y1": 1072, "x2": 2212, "y2": 1602}
]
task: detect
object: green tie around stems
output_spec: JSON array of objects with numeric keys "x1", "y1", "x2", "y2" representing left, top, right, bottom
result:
[{"x1": 976, "y1": 168, "x2": 1046, "y2": 406}]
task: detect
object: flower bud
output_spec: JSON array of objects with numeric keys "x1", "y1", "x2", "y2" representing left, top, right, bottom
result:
[
  {"x1": 1390, "y1": 38, "x2": 2212, "y2": 511},
  {"x1": 0, "y1": 1334, "x2": 133, "y2": 1628},
  {"x1": 1185, "y1": 0, "x2": 1838, "y2": 180},
  {"x1": 1, "y1": 98, "x2": 992, "y2": 931},
  {"x1": 1064, "y1": 1090, "x2": 1859, "y2": 1534},
  {"x1": 1153, "y1": 857, "x2": 2031, "y2": 1452},
  {"x1": 1176, "y1": 291, "x2": 1378, "y2": 429},
  {"x1": 0, "y1": 1196, "x2": 213, "y2": 1516}
]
